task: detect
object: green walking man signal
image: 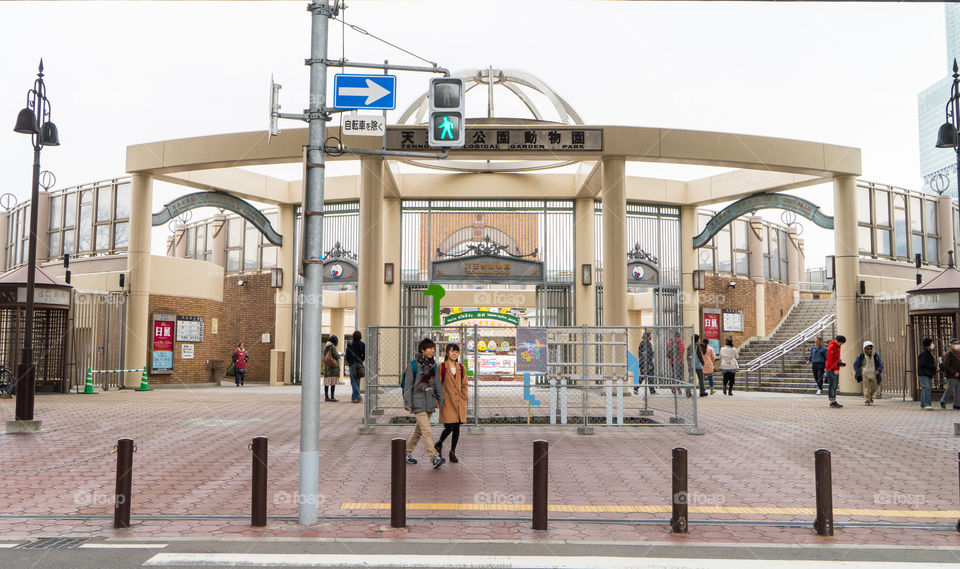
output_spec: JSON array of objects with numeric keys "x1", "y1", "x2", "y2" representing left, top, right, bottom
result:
[{"x1": 428, "y1": 77, "x2": 465, "y2": 148}]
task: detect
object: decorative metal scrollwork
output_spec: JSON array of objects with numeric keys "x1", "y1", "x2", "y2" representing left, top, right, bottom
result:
[
  {"x1": 324, "y1": 241, "x2": 357, "y2": 261},
  {"x1": 627, "y1": 243, "x2": 659, "y2": 265},
  {"x1": 436, "y1": 235, "x2": 538, "y2": 259}
]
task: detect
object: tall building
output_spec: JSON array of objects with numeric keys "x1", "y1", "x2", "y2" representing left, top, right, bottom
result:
[{"x1": 918, "y1": 4, "x2": 960, "y2": 197}]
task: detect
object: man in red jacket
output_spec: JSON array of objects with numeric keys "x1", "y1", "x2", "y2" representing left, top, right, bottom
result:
[{"x1": 824, "y1": 335, "x2": 846, "y2": 408}]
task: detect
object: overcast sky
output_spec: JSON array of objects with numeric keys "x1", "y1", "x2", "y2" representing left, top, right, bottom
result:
[{"x1": 0, "y1": 1, "x2": 950, "y2": 263}]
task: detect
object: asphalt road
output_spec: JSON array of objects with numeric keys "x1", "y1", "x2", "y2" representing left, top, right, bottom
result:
[{"x1": 2, "y1": 539, "x2": 960, "y2": 569}]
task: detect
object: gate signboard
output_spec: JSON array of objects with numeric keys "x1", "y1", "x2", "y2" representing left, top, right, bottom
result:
[
  {"x1": 516, "y1": 327, "x2": 547, "y2": 373},
  {"x1": 152, "y1": 314, "x2": 175, "y2": 373}
]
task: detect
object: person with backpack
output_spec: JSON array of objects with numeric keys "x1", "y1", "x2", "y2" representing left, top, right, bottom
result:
[
  {"x1": 403, "y1": 338, "x2": 445, "y2": 469},
  {"x1": 232, "y1": 343, "x2": 248, "y2": 387},
  {"x1": 636, "y1": 331, "x2": 656, "y2": 395},
  {"x1": 719, "y1": 337, "x2": 739, "y2": 395},
  {"x1": 665, "y1": 330, "x2": 688, "y2": 397},
  {"x1": 344, "y1": 331, "x2": 366, "y2": 403},
  {"x1": 322, "y1": 335, "x2": 341, "y2": 402},
  {"x1": 853, "y1": 341, "x2": 884, "y2": 406},
  {"x1": 436, "y1": 343, "x2": 467, "y2": 463}
]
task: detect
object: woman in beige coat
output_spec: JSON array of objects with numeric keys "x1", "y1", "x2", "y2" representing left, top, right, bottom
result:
[{"x1": 435, "y1": 344, "x2": 468, "y2": 463}]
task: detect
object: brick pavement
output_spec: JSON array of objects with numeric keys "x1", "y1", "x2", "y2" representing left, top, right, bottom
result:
[{"x1": 2, "y1": 387, "x2": 960, "y2": 545}]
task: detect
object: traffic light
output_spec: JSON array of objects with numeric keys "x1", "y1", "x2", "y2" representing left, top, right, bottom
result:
[{"x1": 428, "y1": 77, "x2": 465, "y2": 148}]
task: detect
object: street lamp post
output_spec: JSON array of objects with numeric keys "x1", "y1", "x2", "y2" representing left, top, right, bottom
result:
[
  {"x1": 10, "y1": 60, "x2": 59, "y2": 430},
  {"x1": 936, "y1": 58, "x2": 960, "y2": 234}
]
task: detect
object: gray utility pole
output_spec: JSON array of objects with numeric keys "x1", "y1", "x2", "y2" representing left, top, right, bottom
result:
[{"x1": 299, "y1": 0, "x2": 332, "y2": 526}]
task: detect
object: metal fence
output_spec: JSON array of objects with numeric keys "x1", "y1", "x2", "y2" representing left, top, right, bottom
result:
[
  {"x1": 70, "y1": 291, "x2": 126, "y2": 391},
  {"x1": 362, "y1": 325, "x2": 699, "y2": 432},
  {"x1": 858, "y1": 297, "x2": 908, "y2": 399}
]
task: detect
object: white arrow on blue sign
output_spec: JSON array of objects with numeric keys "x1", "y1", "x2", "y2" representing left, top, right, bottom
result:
[{"x1": 333, "y1": 74, "x2": 397, "y2": 110}]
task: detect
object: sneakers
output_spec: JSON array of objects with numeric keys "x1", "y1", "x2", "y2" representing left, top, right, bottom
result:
[
  {"x1": 829, "y1": 401, "x2": 843, "y2": 408},
  {"x1": 923, "y1": 406, "x2": 933, "y2": 411},
  {"x1": 699, "y1": 391, "x2": 709, "y2": 397},
  {"x1": 816, "y1": 389, "x2": 822, "y2": 395},
  {"x1": 405, "y1": 453, "x2": 417, "y2": 464},
  {"x1": 432, "y1": 455, "x2": 446, "y2": 469}
]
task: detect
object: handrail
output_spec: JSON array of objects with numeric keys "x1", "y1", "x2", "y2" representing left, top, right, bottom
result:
[{"x1": 744, "y1": 313, "x2": 837, "y2": 373}]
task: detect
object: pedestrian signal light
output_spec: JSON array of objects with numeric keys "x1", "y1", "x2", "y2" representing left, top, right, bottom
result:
[{"x1": 428, "y1": 77, "x2": 465, "y2": 148}]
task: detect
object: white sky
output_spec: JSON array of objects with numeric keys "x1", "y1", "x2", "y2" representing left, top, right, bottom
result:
[{"x1": 0, "y1": 1, "x2": 950, "y2": 264}]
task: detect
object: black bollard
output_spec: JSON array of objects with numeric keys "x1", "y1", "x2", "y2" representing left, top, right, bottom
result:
[
  {"x1": 670, "y1": 446, "x2": 688, "y2": 534},
  {"x1": 814, "y1": 448, "x2": 834, "y2": 536},
  {"x1": 113, "y1": 438, "x2": 134, "y2": 529},
  {"x1": 532, "y1": 440, "x2": 548, "y2": 530},
  {"x1": 391, "y1": 438, "x2": 406, "y2": 528},
  {"x1": 251, "y1": 437, "x2": 268, "y2": 527}
]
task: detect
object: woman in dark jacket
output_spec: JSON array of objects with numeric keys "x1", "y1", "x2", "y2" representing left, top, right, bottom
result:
[
  {"x1": 322, "y1": 335, "x2": 341, "y2": 402},
  {"x1": 344, "y1": 331, "x2": 366, "y2": 403},
  {"x1": 917, "y1": 337, "x2": 937, "y2": 410},
  {"x1": 636, "y1": 331, "x2": 656, "y2": 395}
]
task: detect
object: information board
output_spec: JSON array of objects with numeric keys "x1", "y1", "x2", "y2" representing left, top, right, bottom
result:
[
  {"x1": 516, "y1": 327, "x2": 548, "y2": 373},
  {"x1": 176, "y1": 315, "x2": 204, "y2": 343}
]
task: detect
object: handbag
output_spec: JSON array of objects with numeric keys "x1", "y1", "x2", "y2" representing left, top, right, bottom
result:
[
  {"x1": 226, "y1": 363, "x2": 236, "y2": 377},
  {"x1": 353, "y1": 362, "x2": 366, "y2": 378},
  {"x1": 323, "y1": 346, "x2": 337, "y2": 369}
]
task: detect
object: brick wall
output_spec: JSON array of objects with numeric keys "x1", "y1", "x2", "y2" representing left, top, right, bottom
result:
[
  {"x1": 221, "y1": 272, "x2": 276, "y2": 383},
  {"x1": 764, "y1": 281, "x2": 797, "y2": 336},
  {"x1": 145, "y1": 296, "x2": 225, "y2": 385},
  {"x1": 700, "y1": 275, "x2": 796, "y2": 347}
]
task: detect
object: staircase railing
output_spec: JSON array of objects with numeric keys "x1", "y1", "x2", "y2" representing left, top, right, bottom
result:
[{"x1": 742, "y1": 313, "x2": 837, "y2": 390}]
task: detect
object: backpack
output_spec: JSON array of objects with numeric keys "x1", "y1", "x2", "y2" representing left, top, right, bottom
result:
[{"x1": 402, "y1": 359, "x2": 437, "y2": 391}]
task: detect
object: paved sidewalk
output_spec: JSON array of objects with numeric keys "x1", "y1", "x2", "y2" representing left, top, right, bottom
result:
[{"x1": 2, "y1": 387, "x2": 960, "y2": 545}]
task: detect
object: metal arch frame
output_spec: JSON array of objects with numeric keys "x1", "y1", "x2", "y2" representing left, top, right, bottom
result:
[
  {"x1": 151, "y1": 191, "x2": 283, "y2": 246},
  {"x1": 691, "y1": 193, "x2": 834, "y2": 249}
]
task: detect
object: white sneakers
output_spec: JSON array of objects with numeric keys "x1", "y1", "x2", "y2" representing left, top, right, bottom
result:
[{"x1": 816, "y1": 389, "x2": 822, "y2": 395}]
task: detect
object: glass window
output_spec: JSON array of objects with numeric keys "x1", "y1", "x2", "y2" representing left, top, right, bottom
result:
[
  {"x1": 874, "y1": 191, "x2": 890, "y2": 226},
  {"x1": 895, "y1": 226, "x2": 908, "y2": 257},
  {"x1": 227, "y1": 218, "x2": 242, "y2": 248},
  {"x1": 261, "y1": 246, "x2": 278, "y2": 269},
  {"x1": 925, "y1": 200, "x2": 938, "y2": 233},
  {"x1": 185, "y1": 227, "x2": 196, "y2": 258},
  {"x1": 49, "y1": 196, "x2": 61, "y2": 230},
  {"x1": 763, "y1": 256, "x2": 771, "y2": 279},
  {"x1": 858, "y1": 226, "x2": 872, "y2": 255},
  {"x1": 63, "y1": 229, "x2": 75, "y2": 254},
  {"x1": 911, "y1": 197, "x2": 923, "y2": 232},
  {"x1": 857, "y1": 187, "x2": 871, "y2": 224},
  {"x1": 78, "y1": 205, "x2": 92, "y2": 252},
  {"x1": 244, "y1": 224, "x2": 259, "y2": 270},
  {"x1": 876, "y1": 229, "x2": 891, "y2": 256},
  {"x1": 733, "y1": 220, "x2": 748, "y2": 250},
  {"x1": 227, "y1": 250, "x2": 241, "y2": 272},
  {"x1": 48, "y1": 232, "x2": 60, "y2": 257},
  {"x1": 716, "y1": 229, "x2": 731, "y2": 273},
  {"x1": 781, "y1": 259, "x2": 789, "y2": 281},
  {"x1": 196, "y1": 224, "x2": 207, "y2": 258},
  {"x1": 64, "y1": 194, "x2": 77, "y2": 226},
  {"x1": 115, "y1": 186, "x2": 130, "y2": 219},
  {"x1": 734, "y1": 251, "x2": 749, "y2": 275},
  {"x1": 96, "y1": 189, "x2": 112, "y2": 222},
  {"x1": 913, "y1": 234, "x2": 923, "y2": 261},
  {"x1": 894, "y1": 202, "x2": 908, "y2": 258},
  {"x1": 113, "y1": 222, "x2": 129, "y2": 248},
  {"x1": 699, "y1": 249, "x2": 714, "y2": 271},
  {"x1": 95, "y1": 225, "x2": 109, "y2": 251},
  {"x1": 928, "y1": 237, "x2": 940, "y2": 264}
]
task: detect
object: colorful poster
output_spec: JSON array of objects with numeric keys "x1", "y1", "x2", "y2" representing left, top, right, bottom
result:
[
  {"x1": 516, "y1": 327, "x2": 548, "y2": 373},
  {"x1": 153, "y1": 320, "x2": 173, "y2": 351},
  {"x1": 152, "y1": 314, "x2": 175, "y2": 373},
  {"x1": 703, "y1": 313, "x2": 720, "y2": 340}
]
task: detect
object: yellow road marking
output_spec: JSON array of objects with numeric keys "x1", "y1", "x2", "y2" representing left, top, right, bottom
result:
[{"x1": 339, "y1": 502, "x2": 960, "y2": 519}]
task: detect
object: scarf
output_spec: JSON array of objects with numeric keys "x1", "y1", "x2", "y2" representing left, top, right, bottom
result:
[{"x1": 415, "y1": 353, "x2": 436, "y2": 384}]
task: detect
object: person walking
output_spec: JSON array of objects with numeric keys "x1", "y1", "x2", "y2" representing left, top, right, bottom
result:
[
  {"x1": 665, "y1": 330, "x2": 686, "y2": 397},
  {"x1": 344, "y1": 331, "x2": 366, "y2": 403},
  {"x1": 807, "y1": 336, "x2": 828, "y2": 395},
  {"x1": 436, "y1": 343, "x2": 467, "y2": 463},
  {"x1": 941, "y1": 339, "x2": 960, "y2": 410},
  {"x1": 403, "y1": 338, "x2": 445, "y2": 469},
  {"x1": 689, "y1": 334, "x2": 708, "y2": 397},
  {"x1": 702, "y1": 337, "x2": 717, "y2": 395},
  {"x1": 824, "y1": 335, "x2": 846, "y2": 408},
  {"x1": 636, "y1": 331, "x2": 656, "y2": 395},
  {"x1": 917, "y1": 337, "x2": 937, "y2": 410},
  {"x1": 322, "y1": 335, "x2": 341, "y2": 402},
  {"x1": 232, "y1": 342, "x2": 248, "y2": 387},
  {"x1": 718, "y1": 337, "x2": 739, "y2": 395},
  {"x1": 853, "y1": 341, "x2": 884, "y2": 406}
]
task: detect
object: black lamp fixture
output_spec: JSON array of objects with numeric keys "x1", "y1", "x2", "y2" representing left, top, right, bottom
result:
[
  {"x1": 935, "y1": 58, "x2": 960, "y2": 243},
  {"x1": 10, "y1": 59, "x2": 60, "y2": 427}
]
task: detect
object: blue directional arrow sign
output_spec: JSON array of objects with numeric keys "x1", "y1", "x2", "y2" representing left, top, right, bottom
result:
[{"x1": 333, "y1": 74, "x2": 397, "y2": 110}]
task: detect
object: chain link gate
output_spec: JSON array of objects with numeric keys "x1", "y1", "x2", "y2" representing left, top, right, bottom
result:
[
  {"x1": 70, "y1": 291, "x2": 126, "y2": 391},
  {"x1": 362, "y1": 325, "x2": 699, "y2": 433}
]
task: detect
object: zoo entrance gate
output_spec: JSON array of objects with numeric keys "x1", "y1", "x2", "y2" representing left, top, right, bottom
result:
[{"x1": 361, "y1": 325, "x2": 700, "y2": 433}]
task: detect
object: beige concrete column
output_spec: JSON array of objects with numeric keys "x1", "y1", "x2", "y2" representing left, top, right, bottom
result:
[
  {"x1": 680, "y1": 206, "x2": 700, "y2": 331},
  {"x1": 210, "y1": 214, "x2": 227, "y2": 269},
  {"x1": 380, "y1": 197, "x2": 402, "y2": 326},
  {"x1": 747, "y1": 216, "x2": 766, "y2": 337},
  {"x1": 271, "y1": 205, "x2": 295, "y2": 384},
  {"x1": 0, "y1": 212, "x2": 9, "y2": 270},
  {"x1": 123, "y1": 173, "x2": 153, "y2": 388},
  {"x1": 35, "y1": 191, "x2": 50, "y2": 262},
  {"x1": 786, "y1": 227, "x2": 800, "y2": 285},
  {"x1": 601, "y1": 158, "x2": 627, "y2": 326},
  {"x1": 174, "y1": 224, "x2": 187, "y2": 257},
  {"x1": 574, "y1": 197, "x2": 596, "y2": 325},
  {"x1": 937, "y1": 195, "x2": 954, "y2": 265},
  {"x1": 358, "y1": 157, "x2": 384, "y2": 331},
  {"x1": 834, "y1": 175, "x2": 861, "y2": 394},
  {"x1": 798, "y1": 240, "x2": 806, "y2": 283},
  {"x1": 330, "y1": 307, "x2": 346, "y2": 380}
]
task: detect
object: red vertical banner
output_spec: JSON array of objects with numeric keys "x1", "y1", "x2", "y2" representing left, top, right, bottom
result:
[
  {"x1": 703, "y1": 313, "x2": 720, "y2": 340},
  {"x1": 153, "y1": 321, "x2": 173, "y2": 351}
]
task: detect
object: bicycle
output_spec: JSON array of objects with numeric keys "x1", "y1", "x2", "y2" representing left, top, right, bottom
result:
[{"x1": 0, "y1": 365, "x2": 14, "y2": 397}]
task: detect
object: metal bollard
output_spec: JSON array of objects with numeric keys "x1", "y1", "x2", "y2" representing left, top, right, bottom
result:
[
  {"x1": 814, "y1": 448, "x2": 834, "y2": 536},
  {"x1": 251, "y1": 436, "x2": 268, "y2": 527},
  {"x1": 670, "y1": 446, "x2": 688, "y2": 534},
  {"x1": 532, "y1": 440, "x2": 548, "y2": 530},
  {"x1": 113, "y1": 438, "x2": 134, "y2": 529},
  {"x1": 391, "y1": 438, "x2": 406, "y2": 528}
]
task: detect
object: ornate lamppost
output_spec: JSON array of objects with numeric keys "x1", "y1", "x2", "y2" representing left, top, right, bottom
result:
[
  {"x1": 936, "y1": 58, "x2": 960, "y2": 216},
  {"x1": 10, "y1": 60, "x2": 60, "y2": 431}
]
